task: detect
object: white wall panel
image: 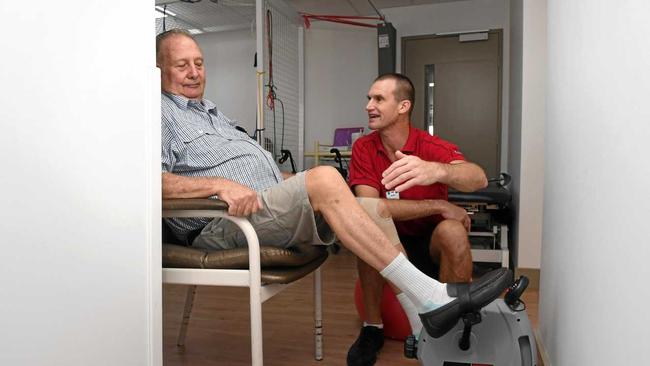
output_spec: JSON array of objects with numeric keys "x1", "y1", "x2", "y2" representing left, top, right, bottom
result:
[
  {"x1": 541, "y1": 0, "x2": 650, "y2": 363},
  {"x1": 0, "y1": 1, "x2": 158, "y2": 365}
]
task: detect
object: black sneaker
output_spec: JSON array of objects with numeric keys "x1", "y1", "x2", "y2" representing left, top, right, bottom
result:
[{"x1": 346, "y1": 326, "x2": 384, "y2": 366}]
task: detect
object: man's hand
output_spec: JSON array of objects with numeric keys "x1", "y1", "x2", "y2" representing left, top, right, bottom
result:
[
  {"x1": 438, "y1": 201, "x2": 471, "y2": 231},
  {"x1": 217, "y1": 180, "x2": 263, "y2": 217},
  {"x1": 381, "y1": 150, "x2": 447, "y2": 192},
  {"x1": 162, "y1": 173, "x2": 262, "y2": 217}
]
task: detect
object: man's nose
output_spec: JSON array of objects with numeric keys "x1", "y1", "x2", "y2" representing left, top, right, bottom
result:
[
  {"x1": 365, "y1": 100, "x2": 373, "y2": 111},
  {"x1": 187, "y1": 65, "x2": 198, "y2": 78}
]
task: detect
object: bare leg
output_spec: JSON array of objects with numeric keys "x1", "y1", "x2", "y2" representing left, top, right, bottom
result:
[
  {"x1": 349, "y1": 197, "x2": 406, "y2": 364},
  {"x1": 429, "y1": 219, "x2": 473, "y2": 282},
  {"x1": 305, "y1": 166, "x2": 453, "y2": 315},
  {"x1": 357, "y1": 257, "x2": 385, "y2": 324},
  {"x1": 305, "y1": 166, "x2": 400, "y2": 270}
]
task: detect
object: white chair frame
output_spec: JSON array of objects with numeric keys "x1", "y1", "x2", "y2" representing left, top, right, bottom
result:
[{"x1": 162, "y1": 208, "x2": 324, "y2": 366}]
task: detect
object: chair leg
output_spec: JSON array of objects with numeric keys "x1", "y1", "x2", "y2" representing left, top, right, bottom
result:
[
  {"x1": 314, "y1": 268, "x2": 323, "y2": 361},
  {"x1": 250, "y1": 281, "x2": 263, "y2": 366},
  {"x1": 177, "y1": 285, "x2": 197, "y2": 348}
]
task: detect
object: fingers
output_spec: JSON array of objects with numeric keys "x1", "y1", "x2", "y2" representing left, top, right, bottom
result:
[
  {"x1": 394, "y1": 178, "x2": 418, "y2": 193},
  {"x1": 382, "y1": 159, "x2": 418, "y2": 189},
  {"x1": 224, "y1": 192, "x2": 261, "y2": 217},
  {"x1": 241, "y1": 194, "x2": 261, "y2": 216},
  {"x1": 383, "y1": 169, "x2": 416, "y2": 190},
  {"x1": 382, "y1": 153, "x2": 436, "y2": 190},
  {"x1": 217, "y1": 179, "x2": 263, "y2": 217},
  {"x1": 382, "y1": 157, "x2": 409, "y2": 181},
  {"x1": 245, "y1": 195, "x2": 262, "y2": 216}
]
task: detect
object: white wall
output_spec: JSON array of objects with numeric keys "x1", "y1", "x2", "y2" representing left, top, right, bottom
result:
[
  {"x1": 196, "y1": 30, "x2": 258, "y2": 134},
  {"x1": 508, "y1": 0, "x2": 546, "y2": 269},
  {"x1": 303, "y1": 26, "x2": 377, "y2": 166},
  {"x1": 541, "y1": 0, "x2": 650, "y2": 363},
  {"x1": 0, "y1": 1, "x2": 160, "y2": 365}
]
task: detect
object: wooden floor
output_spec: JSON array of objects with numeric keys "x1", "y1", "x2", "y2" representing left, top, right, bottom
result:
[{"x1": 164, "y1": 249, "x2": 540, "y2": 366}]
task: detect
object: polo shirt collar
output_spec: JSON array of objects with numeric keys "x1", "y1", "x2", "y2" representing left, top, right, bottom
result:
[
  {"x1": 370, "y1": 131, "x2": 387, "y2": 156},
  {"x1": 401, "y1": 125, "x2": 419, "y2": 154},
  {"x1": 164, "y1": 92, "x2": 218, "y2": 113},
  {"x1": 372, "y1": 124, "x2": 418, "y2": 155}
]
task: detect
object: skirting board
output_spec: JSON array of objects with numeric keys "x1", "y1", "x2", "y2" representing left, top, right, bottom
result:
[
  {"x1": 515, "y1": 267, "x2": 540, "y2": 290},
  {"x1": 534, "y1": 328, "x2": 552, "y2": 366}
]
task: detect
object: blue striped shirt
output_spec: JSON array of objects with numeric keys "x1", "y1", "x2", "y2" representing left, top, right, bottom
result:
[{"x1": 161, "y1": 92, "x2": 282, "y2": 241}]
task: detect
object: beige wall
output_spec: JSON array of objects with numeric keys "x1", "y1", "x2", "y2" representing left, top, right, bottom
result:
[{"x1": 509, "y1": 0, "x2": 546, "y2": 269}]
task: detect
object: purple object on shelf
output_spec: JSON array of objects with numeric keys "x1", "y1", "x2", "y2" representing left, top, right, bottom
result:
[{"x1": 333, "y1": 127, "x2": 364, "y2": 146}]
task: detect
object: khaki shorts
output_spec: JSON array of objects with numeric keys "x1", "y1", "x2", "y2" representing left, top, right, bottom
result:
[{"x1": 192, "y1": 171, "x2": 336, "y2": 250}]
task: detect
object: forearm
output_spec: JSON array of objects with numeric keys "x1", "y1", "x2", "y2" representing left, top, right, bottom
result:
[
  {"x1": 382, "y1": 199, "x2": 448, "y2": 221},
  {"x1": 162, "y1": 172, "x2": 225, "y2": 199},
  {"x1": 438, "y1": 162, "x2": 488, "y2": 192}
]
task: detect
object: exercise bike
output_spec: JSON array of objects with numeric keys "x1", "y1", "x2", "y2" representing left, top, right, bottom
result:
[{"x1": 405, "y1": 275, "x2": 537, "y2": 366}]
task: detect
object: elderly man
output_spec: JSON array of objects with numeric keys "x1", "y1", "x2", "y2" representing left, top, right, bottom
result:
[
  {"x1": 346, "y1": 73, "x2": 487, "y2": 366},
  {"x1": 157, "y1": 29, "x2": 505, "y2": 356}
]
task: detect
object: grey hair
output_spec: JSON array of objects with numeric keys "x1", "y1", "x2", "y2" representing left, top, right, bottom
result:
[{"x1": 156, "y1": 29, "x2": 195, "y2": 65}]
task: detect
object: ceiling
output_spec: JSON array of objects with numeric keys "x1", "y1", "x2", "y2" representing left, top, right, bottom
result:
[
  {"x1": 289, "y1": 0, "x2": 458, "y2": 15},
  {"x1": 156, "y1": 0, "x2": 461, "y2": 33}
]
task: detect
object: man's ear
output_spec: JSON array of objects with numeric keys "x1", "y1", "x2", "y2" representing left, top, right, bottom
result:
[{"x1": 398, "y1": 100, "x2": 411, "y2": 115}]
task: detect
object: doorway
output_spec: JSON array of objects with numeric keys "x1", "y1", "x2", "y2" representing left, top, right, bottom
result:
[{"x1": 402, "y1": 30, "x2": 502, "y2": 177}]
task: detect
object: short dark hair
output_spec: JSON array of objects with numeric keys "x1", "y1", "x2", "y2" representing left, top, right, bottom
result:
[
  {"x1": 156, "y1": 29, "x2": 195, "y2": 65},
  {"x1": 374, "y1": 73, "x2": 415, "y2": 117}
]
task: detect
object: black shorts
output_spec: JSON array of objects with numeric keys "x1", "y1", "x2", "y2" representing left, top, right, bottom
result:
[{"x1": 401, "y1": 229, "x2": 439, "y2": 279}]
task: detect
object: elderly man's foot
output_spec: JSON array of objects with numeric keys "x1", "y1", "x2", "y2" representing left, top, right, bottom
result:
[
  {"x1": 346, "y1": 326, "x2": 384, "y2": 366},
  {"x1": 419, "y1": 267, "x2": 513, "y2": 338}
]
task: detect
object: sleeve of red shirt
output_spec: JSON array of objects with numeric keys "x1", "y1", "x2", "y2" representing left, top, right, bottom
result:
[
  {"x1": 433, "y1": 137, "x2": 466, "y2": 163},
  {"x1": 348, "y1": 138, "x2": 382, "y2": 193}
]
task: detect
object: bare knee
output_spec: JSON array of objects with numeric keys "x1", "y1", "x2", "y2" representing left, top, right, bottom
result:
[
  {"x1": 310, "y1": 165, "x2": 344, "y2": 179},
  {"x1": 307, "y1": 165, "x2": 346, "y2": 189},
  {"x1": 305, "y1": 166, "x2": 350, "y2": 211},
  {"x1": 431, "y1": 219, "x2": 469, "y2": 254}
]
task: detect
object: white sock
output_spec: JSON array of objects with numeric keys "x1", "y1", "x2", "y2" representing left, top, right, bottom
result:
[
  {"x1": 380, "y1": 253, "x2": 454, "y2": 313},
  {"x1": 396, "y1": 292, "x2": 422, "y2": 337},
  {"x1": 363, "y1": 322, "x2": 384, "y2": 329}
]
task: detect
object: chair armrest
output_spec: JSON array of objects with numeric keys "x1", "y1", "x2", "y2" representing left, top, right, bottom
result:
[
  {"x1": 162, "y1": 198, "x2": 330, "y2": 285},
  {"x1": 162, "y1": 198, "x2": 262, "y2": 288},
  {"x1": 162, "y1": 198, "x2": 229, "y2": 211}
]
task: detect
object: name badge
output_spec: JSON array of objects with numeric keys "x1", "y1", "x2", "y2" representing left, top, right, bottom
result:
[{"x1": 386, "y1": 190, "x2": 400, "y2": 200}]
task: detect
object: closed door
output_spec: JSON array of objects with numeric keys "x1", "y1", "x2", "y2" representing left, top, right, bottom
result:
[{"x1": 403, "y1": 31, "x2": 502, "y2": 177}]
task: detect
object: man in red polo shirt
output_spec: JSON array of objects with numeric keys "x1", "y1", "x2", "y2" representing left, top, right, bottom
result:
[{"x1": 346, "y1": 73, "x2": 488, "y2": 366}]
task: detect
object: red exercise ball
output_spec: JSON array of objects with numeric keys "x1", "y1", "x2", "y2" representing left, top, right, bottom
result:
[{"x1": 353, "y1": 279, "x2": 412, "y2": 340}]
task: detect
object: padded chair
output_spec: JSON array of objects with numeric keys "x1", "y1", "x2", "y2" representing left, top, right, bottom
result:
[{"x1": 162, "y1": 198, "x2": 329, "y2": 366}]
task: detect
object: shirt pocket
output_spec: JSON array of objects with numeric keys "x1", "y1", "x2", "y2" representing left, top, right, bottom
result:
[
  {"x1": 175, "y1": 126, "x2": 232, "y2": 170},
  {"x1": 178, "y1": 125, "x2": 219, "y2": 143}
]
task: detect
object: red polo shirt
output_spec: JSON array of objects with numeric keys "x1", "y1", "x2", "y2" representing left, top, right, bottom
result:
[{"x1": 348, "y1": 125, "x2": 465, "y2": 237}]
